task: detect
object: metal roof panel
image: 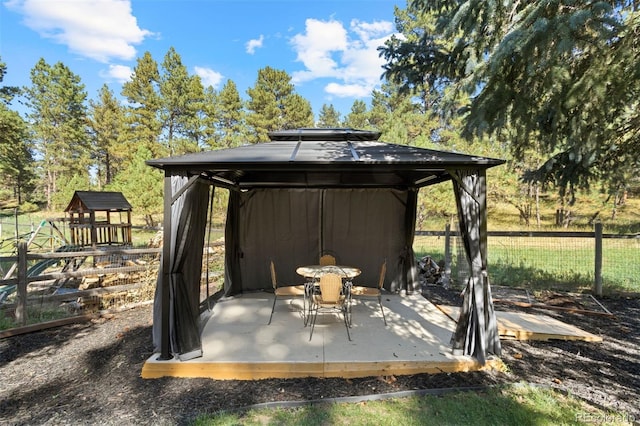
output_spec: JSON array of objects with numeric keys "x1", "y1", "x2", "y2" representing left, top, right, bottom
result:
[{"x1": 145, "y1": 128, "x2": 505, "y2": 189}]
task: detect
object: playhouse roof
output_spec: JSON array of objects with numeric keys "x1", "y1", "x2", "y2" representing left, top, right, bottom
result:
[{"x1": 64, "y1": 191, "x2": 132, "y2": 213}]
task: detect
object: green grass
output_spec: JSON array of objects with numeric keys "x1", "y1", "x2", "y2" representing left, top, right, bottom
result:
[
  {"x1": 0, "y1": 304, "x2": 72, "y2": 331},
  {"x1": 192, "y1": 384, "x2": 631, "y2": 426},
  {"x1": 0, "y1": 309, "x2": 13, "y2": 329}
]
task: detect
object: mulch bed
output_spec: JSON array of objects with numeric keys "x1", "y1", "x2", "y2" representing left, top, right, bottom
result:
[{"x1": 1, "y1": 287, "x2": 638, "y2": 425}]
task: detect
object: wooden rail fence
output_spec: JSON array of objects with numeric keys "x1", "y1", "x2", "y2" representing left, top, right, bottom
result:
[
  {"x1": 416, "y1": 222, "x2": 639, "y2": 296},
  {"x1": 1, "y1": 242, "x2": 161, "y2": 326}
]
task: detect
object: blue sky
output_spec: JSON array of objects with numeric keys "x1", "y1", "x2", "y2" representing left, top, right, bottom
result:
[{"x1": 1, "y1": 0, "x2": 404, "y2": 119}]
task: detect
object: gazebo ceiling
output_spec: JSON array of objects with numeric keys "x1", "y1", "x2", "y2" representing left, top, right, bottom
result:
[{"x1": 146, "y1": 128, "x2": 505, "y2": 190}]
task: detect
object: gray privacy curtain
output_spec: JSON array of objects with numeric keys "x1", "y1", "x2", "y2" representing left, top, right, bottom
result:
[
  {"x1": 224, "y1": 190, "x2": 242, "y2": 295},
  {"x1": 322, "y1": 188, "x2": 414, "y2": 292},
  {"x1": 225, "y1": 188, "x2": 320, "y2": 294},
  {"x1": 450, "y1": 169, "x2": 501, "y2": 364},
  {"x1": 224, "y1": 188, "x2": 416, "y2": 295},
  {"x1": 402, "y1": 189, "x2": 420, "y2": 293},
  {"x1": 153, "y1": 175, "x2": 209, "y2": 360}
]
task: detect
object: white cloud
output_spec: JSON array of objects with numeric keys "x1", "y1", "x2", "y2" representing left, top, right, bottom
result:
[
  {"x1": 194, "y1": 66, "x2": 224, "y2": 89},
  {"x1": 325, "y1": 82, "x2": 372, "y2": 98},
  {"x1": 245, "y1": 35, "x2": 264, "y2": 54},
  {"x1": 100, "y1": 64, "x2": 132, "y2": 83},
  {"x1": 290, "y1": 19, "x2": 347, "y2": 81},
  {"x1": 350, "y1": 19, "x2": 394, "y2": 42},
  {"x1": 6, "y1": 0, "x2": 153, "y2": 63},
  {"x1": 290, "y1": 17, "x2": 396, "y2": 99}
]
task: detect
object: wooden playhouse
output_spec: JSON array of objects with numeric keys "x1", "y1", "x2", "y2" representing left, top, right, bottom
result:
[{"x1": 64, "y1": 191, "x2": 133, "y2": 248}]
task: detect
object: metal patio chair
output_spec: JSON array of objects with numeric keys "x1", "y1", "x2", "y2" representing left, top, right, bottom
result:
[
  {"x1": 309, "y1": 272, "x2": 351, "y2": 341},
  {"x1": 351, "y1": 260, "x2": 387, "y2": 325},
  {"x1": 268, "y1": 260, "x2": 306, "y2": 325}
]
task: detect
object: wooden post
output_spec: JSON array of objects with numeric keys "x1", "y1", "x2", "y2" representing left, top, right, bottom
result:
[
  {"x1": 594, "y1": 222, "x2": 603, "y2": 297},
  {"x1": 15, "y1": 241, "x2": 28, "y2": 326},
  {"x1": 90, "y1": 211, "x2": 98, "y2": 249},
  {"x1": 127, "y1": 211, "x2": 132, "y2": 244},
  {"x1": 49, "y1": 219, "x2": 53, "y2": 251}
]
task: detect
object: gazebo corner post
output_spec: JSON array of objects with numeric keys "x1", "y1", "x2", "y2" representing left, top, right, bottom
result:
[
  {"x1": 401, "y1": 188, "x2": 420, "y2": 294},
  {"x1": 158, "y1": 171, "x2": 173, "y2": 360}
]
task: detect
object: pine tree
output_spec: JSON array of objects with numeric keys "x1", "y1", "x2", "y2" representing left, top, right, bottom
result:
[
  {"x1": 343, "y1": 100, "x2": 369, "y2": 129},
  {"x1": 180, "y1": 75, "x2": 208, "y2": 152},
  {"x1": 368, "y1": 89, "x2": 390, "y2": 132},
  {"x1": 121, "y1": 51, "x2": 163, "y2": 158},
  {"x1": 208, "y1": 80, "x2": 247, "y2": 148},
  {"x1": 0, "y1": 105, "x2": 35, "y2": 204},
  {"x1": 282, "y1": 93, "x2": 314, "y2": 130},
  {"x1": 159, "y1": 47, "x2": 205, "y2": 155},
  {"x1": 52, "y1": 173, "x2": 92, "y2": 211},
  {"x1": 378, "y1": 80, "x2": 440, "y2": 146},
  {"x1": 108, "y1": 145, "x2": 163, "y2": 227},
  {"x1": 24, "y1": 59, "x2": 89, "y2": 210},
  {"x1": 0, "y1": 57, "x2": 35, "y2": 205},
  {"x1": 246, "y1": 67, "x2": 309, "y2": 142},
  {"x1": 317, "y1": 104, "x2": 341, "y2": 128},
  {"x1": 381, "y1": 1, "x2": 640, "y2": 199},
  {"x1": 0, "y1": 57, "x2": 20, "y2": 104},
  {"x1": 88, "y1": 85, "x2": 125, "y2": 188}
]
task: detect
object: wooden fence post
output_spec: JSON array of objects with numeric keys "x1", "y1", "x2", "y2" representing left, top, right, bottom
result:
[
  {"x1": 15, "y1": 241, "x2": 28, "y2": 325},
  {"x1": 594, "y1": 222, "x2": 603, "y2": 297}
]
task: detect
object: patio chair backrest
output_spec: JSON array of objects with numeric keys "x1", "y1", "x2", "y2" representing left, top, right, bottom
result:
[
  {"x1": 270, "y1": 260, "x2": 277, "y2": 289},
  {"x1": 319, "y1": 254, "x2": 336, "y2": 266},
  {"x1": 319, "y1": 273, "x2": 342, "y2": 303},
  {"x1": 378, "y1": 260, "x2": 387, "y2": 290}
]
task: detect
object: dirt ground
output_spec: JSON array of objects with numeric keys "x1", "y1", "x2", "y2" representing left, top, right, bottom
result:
[{"x1": 0, "y1": 287, "x2": 638, "y2": 425}]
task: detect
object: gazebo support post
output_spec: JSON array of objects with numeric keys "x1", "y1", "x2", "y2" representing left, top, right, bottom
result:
[{"x1": 159, "y1": 172, "x2": 173, "y2": 360}]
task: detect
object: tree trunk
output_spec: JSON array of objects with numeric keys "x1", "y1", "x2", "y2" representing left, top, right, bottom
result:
[
  {"x1": 105, "y1": 152, "x2": 112, "y2": 185},
  {"x1": 46, "y1": 169, "x2": 53, "y2": 210}
]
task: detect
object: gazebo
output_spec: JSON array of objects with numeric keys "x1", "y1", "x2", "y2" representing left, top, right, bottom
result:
[{"x1": 146, "y1": 128, "x2": 504, "y2": 365}]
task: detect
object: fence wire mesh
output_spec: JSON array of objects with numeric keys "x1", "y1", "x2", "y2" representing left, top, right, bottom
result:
[
  {"x1": 414, "y1": 230, "x2": 640, "y2": 294},
  {"x1": 0, "y1": 247, "x2": 160, "y2": 330},
  {"x1": 601, "y1": 236, "x2": 640, "y2": 292},
  {"x1": 199, "y1": 241, "x2": 226, "y2": 308}
]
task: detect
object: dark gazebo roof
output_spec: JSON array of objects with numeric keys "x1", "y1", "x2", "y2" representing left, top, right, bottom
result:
[{"x1": 146, "y1": 128, "x2": 504, "y2": 190}]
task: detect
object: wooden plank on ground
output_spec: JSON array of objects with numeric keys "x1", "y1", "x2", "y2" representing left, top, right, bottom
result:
[
  {"x1": 0, "y1": 314, "x2": 97, "y2": 339},
  {"x1": 436, "y1": 305, "x2": 603, "y2": 342},
  {"x1": 494, "y1": 299, "x2": 615, "y2": 318},
  {"x1": 141, "y1": 361, "x2": 325, "y2": 380},
  {"x1": 0, "y1": 300, "x2": 153, "y2": 339},
  {"x1": 140, "y1": 358, "x2": 503, "y2": 380}
]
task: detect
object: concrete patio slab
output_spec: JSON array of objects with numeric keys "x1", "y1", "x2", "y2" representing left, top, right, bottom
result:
[{"x1": 142, "y1": 293, "x2": 501, "y2": 380}]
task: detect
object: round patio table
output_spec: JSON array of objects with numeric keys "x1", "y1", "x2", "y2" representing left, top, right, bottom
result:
[
  {"x1": 295, "y1": 265, "x2": 361, "y2": 279},
  {"x1": 296, "y1": 265, "x2": 360, "y2": 327}
]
